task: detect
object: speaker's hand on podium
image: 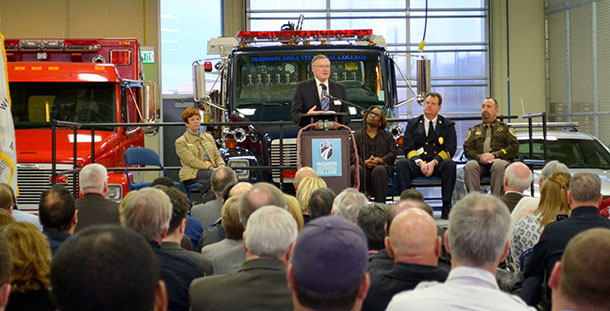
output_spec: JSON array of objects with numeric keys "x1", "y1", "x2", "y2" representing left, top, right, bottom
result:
[{"x1": 307, "y1": 106, "x2": 324, "y2": 114}]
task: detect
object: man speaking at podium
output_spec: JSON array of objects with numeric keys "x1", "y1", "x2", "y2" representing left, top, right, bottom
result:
[{"x1": 291, "y1": 54, "x2": 348, "y2": 125}]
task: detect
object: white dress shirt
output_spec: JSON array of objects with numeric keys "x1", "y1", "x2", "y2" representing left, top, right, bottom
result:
[{"x1": 386, "y1": 266, "x2": 535, "y2": 311}]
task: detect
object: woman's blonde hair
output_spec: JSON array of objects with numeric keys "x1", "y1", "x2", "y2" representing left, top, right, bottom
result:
[
  {"x1": 536, "y1": 172, "x2": 571, "y2": 227},
  {"x1": 1, "y1": 222, "x2": 51, "y2": 293},
  {"x1": 284, "y1": 194, "x2": 304, "y2": 231},
  {"x1": 0, "y1": 209, "x2": 15, "y2": 226},
  {"x1": 296, "y1": 177, "x2": 327, "y2": 214}
]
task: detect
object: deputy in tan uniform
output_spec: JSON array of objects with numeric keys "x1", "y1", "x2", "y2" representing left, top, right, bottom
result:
[{"x1": 463, "y1": 97, "x2": 518, "y2": 196}]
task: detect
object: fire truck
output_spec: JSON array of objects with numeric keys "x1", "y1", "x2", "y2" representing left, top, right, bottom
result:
[
  {"x1": 5, "y1": 38, "x2": 156, "y2": 210},
  {"x1": 194, "y1": 29, "x2": 409, "y2": 190}
]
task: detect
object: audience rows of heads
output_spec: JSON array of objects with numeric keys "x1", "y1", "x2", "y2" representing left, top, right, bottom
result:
[{"x1": 1, "y1": 159, "x2": 610, "y2": 311}]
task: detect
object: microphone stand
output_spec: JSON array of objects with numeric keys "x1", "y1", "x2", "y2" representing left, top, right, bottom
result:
[{"x1": 327, "y1": 94, "x2": 370, "y2": 199}]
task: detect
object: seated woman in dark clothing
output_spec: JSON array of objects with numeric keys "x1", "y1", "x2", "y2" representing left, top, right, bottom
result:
[
  {"x1": 2, "y1": 222, "x2": 55, "y2": 311},
  {"x1": 175, "y1": 107, "x2": 226, "y2": 199}
]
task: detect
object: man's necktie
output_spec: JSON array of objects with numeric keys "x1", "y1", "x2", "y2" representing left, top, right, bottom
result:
[
  {"x1": 483, "y1": 124, "x2": 492, "y2": 153},
  {"x1": 427, "y1": 120, "x2": 434, "y2": 139},
  {"x1": 320, "y1": 83, "x2": 329, "y2": 111}
]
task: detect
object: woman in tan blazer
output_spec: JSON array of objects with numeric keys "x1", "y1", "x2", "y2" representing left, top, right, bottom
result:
[{"x1": 175, "y1": 108, "x2": 225, "y2": 198}]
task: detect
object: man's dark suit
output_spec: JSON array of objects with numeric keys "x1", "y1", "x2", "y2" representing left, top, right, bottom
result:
[
  {"x1": 396, "y1": 115, "x2": 457, "y2": 210},
  {"x1": 290, "y1": 79, "x2": 348, "y2": 125},
  {"x1": 74, "y1": 193, "x2": 120, "y2": 233},
  {"x1": 363, "y1": 263, "x2": 448, "y2": 311},
  {"x1": 189, "y1": 257, "x2": 292, "y2": 311},
  {"x1": 500, "y1": 191, "x2": 524, "y2": 212}
]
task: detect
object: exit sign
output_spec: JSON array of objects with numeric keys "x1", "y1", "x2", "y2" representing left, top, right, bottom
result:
[{"x1": 140, "y1": 47, "x2": 155, "y2": 64}]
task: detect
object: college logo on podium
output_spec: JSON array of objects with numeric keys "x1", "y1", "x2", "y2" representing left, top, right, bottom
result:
[{"x1": 320, "y1": 140, "x2": 334, "y2": 160}]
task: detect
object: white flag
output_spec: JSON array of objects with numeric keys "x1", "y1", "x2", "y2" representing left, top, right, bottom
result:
[{"x1": 0, "y1": 33, "x2": 17, "y2": 193}]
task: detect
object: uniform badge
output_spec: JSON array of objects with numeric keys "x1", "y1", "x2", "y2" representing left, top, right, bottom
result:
[
  {"x1": 438, "y1": 137, "x2": 444, "y2": 145},
  {"x1": 497, "y1": 127, "x2": 504, "y2": 133}
]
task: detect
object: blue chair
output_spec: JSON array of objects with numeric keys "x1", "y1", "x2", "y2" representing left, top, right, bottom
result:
[
  {"x1": 124, "y1": 147, "x2": 180, "y2": 190},
  {"x1": 183, "y1": 182, "x2": 200, "y2": 198}
]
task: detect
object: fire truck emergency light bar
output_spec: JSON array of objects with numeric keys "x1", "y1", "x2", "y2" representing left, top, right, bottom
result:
[
  {"x1": 236, "y1": 29, "x2": 374, "y2": 46},
  {"x1": 4, "y1": 39, "x2": 102, "y2": 52}
]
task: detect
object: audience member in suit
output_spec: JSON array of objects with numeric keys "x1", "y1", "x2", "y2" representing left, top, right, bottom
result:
[
  {"x1": 191, "y1": 167, "x2": 237, "y2": 228},
  {"x1": 293, "y1": 166, "x2": 317, "y2": 192},
  {"x1": 287, "y1": 216, "x2": 370, "y2": 311},
  {"x1": 290, "y1": 54, "x2": 348, "y2": 125},
  {"x1": 523, "y1": 172, "x2": 610, "y2": 307},
  {"x1": 122, "y1": 187, "x2": 203, "y2": 311},
  {"x1": 2, "y1": 222, "x2": 55, "y2": 311},
  {"x1": 387, "y1": 193, "x2": 534, "y2": 311},
  {"x1": 332, "y1": 188, "x2": 368, "y2": 224},
  {"x1": 157, "y1": 185, "x2": 213, "y2": 276},
  {"x1": 548, "y1": 228, "x2": 610, "y2": 311},
  {"x1": 190, "y1": 206, "x2": 297, "y2": 311},
  {"x1": 38, "y1": 184, "x2": 77, "y2": 255},
  {"x1": 307, "y1": 187, "x2": 336, "y2": 221},
  {"x1": 357, "y1": 203, "x2": 388, "y2": 255},
  {"x1": 0, "y1": 183, "x2": 41, "y2": 230},
  {"x1": 0, "y1": 235, "x2": 10, "y2": 311},
  {"x1": 363, "y1": 208, "x2": 448, "y2": 311},
  {"x1": 500, "y1": 162, "x2": 533, "y2": 213},
  {"x1": 200, "y1": 196, "x2": 245, "y2": 275},
  {"x1": 151, "y1": 176, "x2": 204, "y2": 248},
  {"x1": 51, "y1": 225, "x2": 168, "y2": 311},
  {"x1": 396, "y1": 92, "x2": 457, "y2": 219},
  {"x1": 74, "y1": 163, "x2": 119, "y2": 233},
  {"x1": 511, "y1": 160, "x2": 569, "y2": 231}
]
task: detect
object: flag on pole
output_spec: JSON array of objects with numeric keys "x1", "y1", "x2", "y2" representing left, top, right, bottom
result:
[{"x1": 0, "y1": 33, "x2": 18, "y2": 193}]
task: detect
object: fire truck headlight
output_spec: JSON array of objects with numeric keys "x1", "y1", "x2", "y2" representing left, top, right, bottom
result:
[{"x1": 107, "y1": 184, "x2": 123, "y2": 202}]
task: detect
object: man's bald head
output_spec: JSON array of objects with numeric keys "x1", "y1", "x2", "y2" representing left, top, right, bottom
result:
[
  {"x1": 504, "y1": 162, "x2": 533, "y2": 192},
  {"x1": 386, "y1": 208, "x2": 440, "y2": 266},
  {"x1": 294, "y1": 167, "x2": 317, "y2": 190},
  {"x1": 229, "y1": 182, "x2": 252, "y2": 198},
  {"x1": 386, "y1": 199, "x2": 433, "y2": 235}
]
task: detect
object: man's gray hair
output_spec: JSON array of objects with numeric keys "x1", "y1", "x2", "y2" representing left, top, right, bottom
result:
[
  {"x1": 332, "y1": 188, "x2": 368, "y2": 224},
  {"x1": 448, "y1": 192, "x2": 511, "y2": 267},
  {"x1": 239, "y1": 182, "x2": 287, "y2": 227},
  {"x1": 570, "y1": 172, "x2": 601, "y2": 203},
  {"x1": 211, "y1": 167, "x2": 238, "y2": 196},
  {"x1": 122, "y1": 188, "x2": 172, "y2": 241},
  {"x1": 540, "y1": 160, "x2": 569, "y2": 183},
  {"x1": 79, "y1": 163, "x2": 107, "y2": 194},
  {"x1": 245, "y1": 205, "x2": 297, "y2": 258},
  {"x1": 504, "y1": 163, "x2": 533, "y2": 191}
]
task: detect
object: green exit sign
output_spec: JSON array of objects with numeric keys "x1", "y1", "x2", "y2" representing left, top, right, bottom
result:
[{"x1": 140, "y1": 47, "x2": 155, "y2": 64}]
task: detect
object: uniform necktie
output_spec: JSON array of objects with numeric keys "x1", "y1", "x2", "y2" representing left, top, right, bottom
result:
[
  {"x1": 320, "y1": 83, "x2": 329, "y2": 111},
  {"x1": 427, "y1": 120, "x2": 434, "y2": 138},
  {"x1": 483, "y1": 124, "x2": 492, "y2": 153}
]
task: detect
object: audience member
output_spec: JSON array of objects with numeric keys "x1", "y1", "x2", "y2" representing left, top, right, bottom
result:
[
  {"x1": 511, "y1": 160, "x2": 569, "y2": 228},
  {"x1": 51, "y1": 225, "x2": 168, "y2": 311},
  {"x1": 200, "y1": 196, "x2": 246, "y2": 275},
  {"x1": 500, "y1": 162, "x2": 533, "y2": 212},
  {"x1": 0, "y1": 210, "x2": 14, "y2": 227},
  {"x1": 363, "y1": 208, "x2": 448, "y2": 311},
  {"x1": 548, "y1": 228, "x2": 610, "y2": 311},
  {"x1": 285, "y1": 194, "x2": 304, "y2": 231},
  {"x1": 288, "y1": 216, "x2": 370, "y2": 311},
  {"x1": 510, "y1": 172, "x2": 570, "y2": 268},
  {"x1": 523, "y1": 172, "x2": 610, "y2": 306},
  {"x1": 239, "y1": 182, "x2": 287, "y2": 227},
  {"x1": 0, "y1": 183, "x2": 41, "y2": 230},
  {"x1": 0, "y1": 235, "x2": 10, "y2": 311},
  {"x1": 221, "y1": 181, "x2": 238, "y2": 202},
  {"x1": 332, "y1": 188, "x2": 368, "y2": 224},
  {"x1": 307, "y1": 187, "x2": 335, "y2": 220},
  {"x1": 157, "y1": 186, "x2": 213, "y2": 275},
  {"x1": 122, "y1": 187, "x2": 203, "y2": 311},
  {"x1": 357, "y1": 203, "x2": 388, "y2": 254},
  {"x1": 228, "y1": 181, "x2": 252, "y2": 198},
  {"x1": 191, "y1": 167, "x2": 237, "y2": 228},
  {"x1": 387, "y1": 193, "x2": 534, "y2": 311},
  {"x1": 74, "y1": 164, "x2": 119, "y2": 232},
  {"x1": 2, "y1": 222, "x2": 55, "y2": 311},
  {"x1": 296, "y1": 177, "x2": 326, "y2": 223},
  {"x1": 38, "y1": 185, "x2": 77, "y2": 255},
  {"x1": 399, "y1": 189, "x2": 425, "y2": 202},
  {"x1": 294, "y1": 166, "x2": 317, "y2": 191},
  {"x1": 190, "y1": 206, "x2": 297, "y2": 310}
]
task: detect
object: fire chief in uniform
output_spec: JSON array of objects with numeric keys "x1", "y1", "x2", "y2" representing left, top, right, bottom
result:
[{"x1": 396, "y1": 92, "x2": 456, "y2": 219}]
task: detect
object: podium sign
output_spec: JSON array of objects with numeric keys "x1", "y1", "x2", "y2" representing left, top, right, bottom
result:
[{"x1": 300, "y1": 130, "x2": 351, "y2": 194}]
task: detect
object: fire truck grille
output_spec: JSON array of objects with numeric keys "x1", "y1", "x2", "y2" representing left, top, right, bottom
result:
[
  {"x1": 16, "y1": 165, "x2": 78, "y2": 211},
  {"x1": 270, "y1": 138, "x2": 297, "y2": 183}
]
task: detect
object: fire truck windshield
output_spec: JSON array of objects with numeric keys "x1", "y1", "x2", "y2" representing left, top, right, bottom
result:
[
  {"x1": 9, "y1": 82, "x2": 116, "y2": 129},
  {"x1": 233, "y1": 50, "x2": 387, "y2": 122}
]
